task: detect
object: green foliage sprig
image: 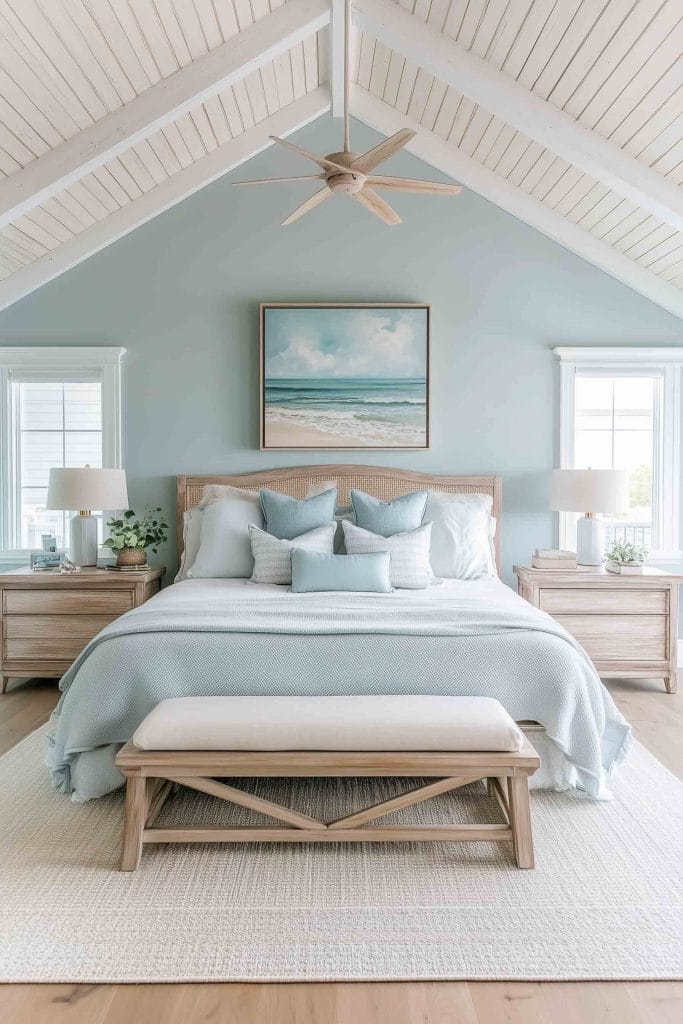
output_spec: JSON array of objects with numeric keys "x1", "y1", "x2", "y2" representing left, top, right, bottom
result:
[
  {"x1": 606, "y1": 540, "x2": 648, "y2": 566},
  {"x1": 103, "y1": 505, "x2": 168, "y2": 554}
]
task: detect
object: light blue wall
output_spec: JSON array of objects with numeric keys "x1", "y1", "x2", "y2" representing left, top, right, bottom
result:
[{"x1": 0, "y1": 116, "x2": 681, "y2": 586}]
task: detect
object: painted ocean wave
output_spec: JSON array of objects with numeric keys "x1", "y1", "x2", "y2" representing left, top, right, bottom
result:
[
  {"x1": 268, "y1": 394, "x2": 426, "y2": 406},
  {"x1": 264, "y1": 378, "x2": 427, "y2": 445},
  {"x1": 265, "y1": 405, "x2": 426, "y2": 445}
]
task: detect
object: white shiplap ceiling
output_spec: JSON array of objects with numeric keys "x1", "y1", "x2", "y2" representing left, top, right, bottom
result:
[{"x1": 0, "y1": 0, "x2": 681, "y2": 317}]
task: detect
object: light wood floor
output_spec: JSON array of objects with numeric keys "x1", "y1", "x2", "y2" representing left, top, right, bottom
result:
[{"x1": 0, "y1": 676, "x2": 681, "y2": 1024}]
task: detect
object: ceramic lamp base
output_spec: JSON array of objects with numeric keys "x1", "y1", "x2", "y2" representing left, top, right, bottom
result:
[
  {"x1": 576, "y1": 515, "x2": 604, "y2": 566},
  {"x1": 70, "y1": 513, "x2": 98, "y2": 566}
]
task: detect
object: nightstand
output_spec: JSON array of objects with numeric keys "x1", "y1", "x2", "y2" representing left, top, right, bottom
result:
[
  {"x1": 514, "y1": 564, "x2": 683, "y2": 694},
  {"x1": 0, "y1": 565, "x2": 165, "y2": 693}
]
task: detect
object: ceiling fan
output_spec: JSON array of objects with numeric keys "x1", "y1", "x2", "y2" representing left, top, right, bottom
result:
[{"x1": 233, "y1": 0, "x2": 462, "y2": 225}]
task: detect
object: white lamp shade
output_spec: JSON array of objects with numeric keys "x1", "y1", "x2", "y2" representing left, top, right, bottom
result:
[
  {"x1": 47, "y1": 468, "x2": 129, "y2": 512},
  {"x1": 550, "y1": 469, "x2": 629, "y2": 514}
]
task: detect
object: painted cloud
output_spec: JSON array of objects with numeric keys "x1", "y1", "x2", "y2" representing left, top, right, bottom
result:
[{"x1": 264, "y1": 307, "x2": 427, "y2": 379}]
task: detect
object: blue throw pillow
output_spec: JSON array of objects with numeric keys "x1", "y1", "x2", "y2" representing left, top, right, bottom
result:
[
  {"x1": 291, "y1": 549, "x2": 392, "y2": 593},
  {"x1": 350, "y1": 489, "x2": 427, "y2": 538},
  {"x1": 260, "y1": 487, "x2": 337, "y2": 540}
]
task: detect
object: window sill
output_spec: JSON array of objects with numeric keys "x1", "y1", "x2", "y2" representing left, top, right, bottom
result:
[{"x1": 0, "y1": 548, "x2": 113, "y2": 564}]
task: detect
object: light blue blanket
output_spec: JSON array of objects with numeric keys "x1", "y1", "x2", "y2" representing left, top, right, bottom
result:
[{"x1": 47, "y1": 579, "x2": 631, "y2": 801}]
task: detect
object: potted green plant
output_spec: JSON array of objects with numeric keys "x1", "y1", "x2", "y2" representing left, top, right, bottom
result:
[
  {"x1": 605, "y1": 540, "x2": 648, "y2": 575},
  {"x1": 104, "y1": 506, "x2": 168, "y2": 568}
]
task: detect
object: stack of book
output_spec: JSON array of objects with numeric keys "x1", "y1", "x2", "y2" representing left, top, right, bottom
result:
[
  {"x1": 102, "y1": 563, "x2": 150, "y2": 572},
  {"x1": 532, "y1": 548, "x2": 577, "y2": 570}
]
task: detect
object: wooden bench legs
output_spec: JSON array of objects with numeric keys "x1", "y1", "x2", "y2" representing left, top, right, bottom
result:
[
  {"x1": 119, "y1": 766, "x2": 536, "y2": 872},
  {"x1": 121, "y1": 775, "x2": 174, "y2": 871},
  {"x1": 508, "y1": 775, "x2": 535, "y2": 869}
]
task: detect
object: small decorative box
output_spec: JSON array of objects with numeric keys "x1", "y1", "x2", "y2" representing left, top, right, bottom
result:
[{"x1": 30, "y1": 550, "x2": 61, "y2": 571}]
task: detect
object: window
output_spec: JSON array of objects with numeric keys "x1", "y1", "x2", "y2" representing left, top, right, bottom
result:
[
  {"x1": 0, "y1": 348, "x2": 124, "y2": 557},
  {"x1": 557, "y1": 348, "x2": 682, "y2": 558}
]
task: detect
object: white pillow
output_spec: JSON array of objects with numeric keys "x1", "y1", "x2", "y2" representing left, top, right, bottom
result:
[
  {"x1": 200, "y1": 483, "x2": 258, "y2": 506},
  {"x1": 342, "y1": 520, "x2": 433, "y2": 590},
  {"x1": 250, "y1": 523, "x2": 336, "y2": 585},
  {"x1": 425, "y1": 491, "x2": 495, "y2": 579},
  {"x1": 189, "y1": 489, "x2": 264, "y2": 579},
  {"x1": 175, "y1": 507, "x2": 204, "y2": 582},
  {"x1": 305, "y1": 479, "x2": 337, "y2": 498}
]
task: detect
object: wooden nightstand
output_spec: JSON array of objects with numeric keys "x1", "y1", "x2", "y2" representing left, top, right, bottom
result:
[
  {"x1": 514, "y1": 564, "x2": 682, "y2": 694},
  {"x1": 0, "y1": 565, "x2": 165, "y2": 693}
]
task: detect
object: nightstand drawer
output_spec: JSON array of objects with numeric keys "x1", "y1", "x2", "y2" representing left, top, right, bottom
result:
[
  {"x1": 4, "y1": 614, "x2": 115, "y2": 639},
  {"x1": 3, "y1": 589, "x2": 133, "y2": 615},
  {"x1": 539, "y1": 588, "x2": 667, "y2": 615},
  {"x1": 4, "y1": 638, "x2": 88, "y2": 662},
  {"x1": 555, "y1": 614, "x2": 667, "y2": 662}
]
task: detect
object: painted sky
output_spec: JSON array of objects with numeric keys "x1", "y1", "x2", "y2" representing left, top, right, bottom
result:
[{"x1": 264, "y1": 307, "x2": 427, "y2": 380}]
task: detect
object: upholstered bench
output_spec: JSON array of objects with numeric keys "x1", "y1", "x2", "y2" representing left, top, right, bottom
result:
[{"x1": 115, "y1": 695, "x2": 540, "y2": 871}]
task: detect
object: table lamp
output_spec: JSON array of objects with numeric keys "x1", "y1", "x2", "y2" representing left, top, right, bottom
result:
[
  {"x1": 550, "y1": 469, "x2": 628, "y2": 566},
  {"x1": 47, "y1": 467, "x2": 129, "y2": 566}
]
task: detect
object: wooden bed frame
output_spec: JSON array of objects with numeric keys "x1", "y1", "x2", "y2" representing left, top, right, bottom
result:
[{"x1": 176, "y1": 466, "x2": 502, "y2": 570}]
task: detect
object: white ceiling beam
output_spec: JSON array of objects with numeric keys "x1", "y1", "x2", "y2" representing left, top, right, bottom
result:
[
  {"x1": 354, "y1": 0, "x2": 683, "y2": 233},
  {"x1": 330, "y1": 0, "x2": 346, "y2": 117},
  {"x1": 0, "y1": 89, "x2": 330, "y2": 313},
  {"x1": 351, "y1": 87, "x2": 683, "y2": 321},
  {"x1": 0, "y1": 0, "x2": 330, "y2": 230}
]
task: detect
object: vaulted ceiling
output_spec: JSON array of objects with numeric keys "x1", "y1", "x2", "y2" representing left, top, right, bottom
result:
[{"x1": 0, "y1": 0, "x2": 681, "y2": 317}]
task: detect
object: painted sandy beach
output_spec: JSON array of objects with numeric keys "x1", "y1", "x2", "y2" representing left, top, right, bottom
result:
[{"x1": 264, "y1": 378, "x2": 427, "y2": 448}]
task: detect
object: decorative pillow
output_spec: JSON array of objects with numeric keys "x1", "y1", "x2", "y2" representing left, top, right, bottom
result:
[
  {"x1": 260, "y1": 487, "x2": 337, "y2": 540},
  {"x1": 291, "y1": 549, "x2": 392, "y2": 593},
  {"x1": 188, "y1": 490, "x2": 264, "y2": 579},
  {"x1": 425, "y1": 491, "x2": 495, "y2": 579},
  {"x1": 200, "y1": 483, "x2": 258, "y2": 506},
  {"x1": 333, "y1": 508, "x2": 354, "y2": 553},
  {"x1": 305, "y1": 479, "x2": 337, "y2": 497},
  {"x1": 342, "y1": 520, "x2": 433, "y2": 589},
  {"x1": 175, "y1": 507, "x2": 204, "y2": 582},
  {"x1": 350, "y1": 489, "x2": 427, "y2": 538},
  {"x1": 250, "y1": 523, "x2": 335, "y2": 585}
]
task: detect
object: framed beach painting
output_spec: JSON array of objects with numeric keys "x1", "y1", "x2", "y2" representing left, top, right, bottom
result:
[{"x1": 260, "y1": 303, "x2": 430, "y2": 450}]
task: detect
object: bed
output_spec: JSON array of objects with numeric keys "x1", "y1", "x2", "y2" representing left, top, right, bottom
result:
[{"x1": 47, "y1": 466, "x2": 631, "y2": 802}]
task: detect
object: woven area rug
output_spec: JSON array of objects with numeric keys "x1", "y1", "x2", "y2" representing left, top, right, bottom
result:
[{"x1": 0, "y1": 726, "x2": 681, "y2": 983}]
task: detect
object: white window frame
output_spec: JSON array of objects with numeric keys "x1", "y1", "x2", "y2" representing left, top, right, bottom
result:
[
  {"x1": 0, "y1": 347, "x2": 125, "y2": 561},
  {"x1": 556, "y1": 347, "x2": 682, "y2": 560}
]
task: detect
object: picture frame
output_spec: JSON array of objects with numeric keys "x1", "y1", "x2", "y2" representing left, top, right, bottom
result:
[{"x1": 259, "y1": 302, "x2": 430, "y2": 451}]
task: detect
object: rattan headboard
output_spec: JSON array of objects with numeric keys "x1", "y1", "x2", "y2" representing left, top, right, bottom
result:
[{"x1": 177, "y1": 466, "x2": 502, "y2": 569}]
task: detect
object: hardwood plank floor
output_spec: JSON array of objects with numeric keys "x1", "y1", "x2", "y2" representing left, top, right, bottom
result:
[{"x1": 0, "y1": 675, "x2": 681, "y2": 1024}]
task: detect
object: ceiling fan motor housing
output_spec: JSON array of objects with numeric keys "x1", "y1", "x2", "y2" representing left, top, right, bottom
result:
[{"x1": 325, "y1": 152, "x2": 366, "y2": 194}]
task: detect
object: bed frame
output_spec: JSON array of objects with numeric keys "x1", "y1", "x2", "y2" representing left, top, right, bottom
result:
[{"x1": 177, "y1": 466, "x2": 502, "y2": 570}]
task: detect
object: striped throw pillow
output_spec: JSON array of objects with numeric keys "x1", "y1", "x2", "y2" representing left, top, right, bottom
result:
[
  {"x1": 249, "y1": 523, "x2": 335, "y2": 585},
  {"x1": 342, "y1": 521, "x2": 433, "y2": 590}
]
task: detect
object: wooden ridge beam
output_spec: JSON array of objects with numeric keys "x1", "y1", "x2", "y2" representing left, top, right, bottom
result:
[{"x1": 330, "y1": 0, "x2": 347, "y2": 118}]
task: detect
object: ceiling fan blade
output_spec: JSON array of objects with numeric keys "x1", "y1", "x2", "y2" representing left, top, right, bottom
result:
[
  {"x1": 233, "y1": 175, "x2": 325, "y2": 186},
  {"x1": 269, "y1": 136, "x2": 350, "y2": 174},
  {"x1": 352, "y1": 187, "x2": 401, "y2": 225},
  {"x1": 282, "y1": 186, "x2": 332, "y2": 225},
  {"x1": 350, "y1": 129, "x2": 416, "y2": 174},
  {"x1": 367, "y1": 175, "x2": 462, "y2": 195}
]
